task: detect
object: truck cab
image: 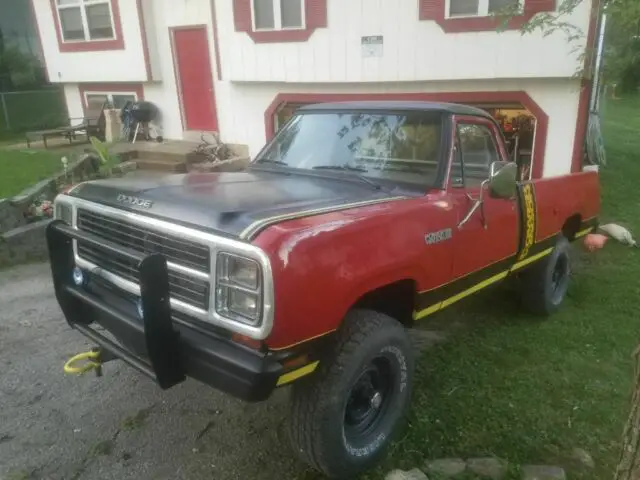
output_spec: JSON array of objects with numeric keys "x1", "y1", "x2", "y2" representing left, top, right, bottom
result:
[{"x1": 48, "y1": 101, "x2": 600, "y2": 479}]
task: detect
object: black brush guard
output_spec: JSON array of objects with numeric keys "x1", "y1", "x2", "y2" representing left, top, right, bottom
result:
[{"x1": 46, "y1": 220, "x2": 282, "y2": 401}]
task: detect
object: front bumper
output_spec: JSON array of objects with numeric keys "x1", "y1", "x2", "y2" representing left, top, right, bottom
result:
[{"x1": 46, "y1": 220, "x2": 283, "y2": 402}]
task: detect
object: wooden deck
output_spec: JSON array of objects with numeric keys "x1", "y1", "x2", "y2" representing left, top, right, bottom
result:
[
  {"x1": 112, "y1": 140, "x2": 201, "y2": 173},
  {"x1": 6, "y1": 137, "x2": 250, "y2": 173}
]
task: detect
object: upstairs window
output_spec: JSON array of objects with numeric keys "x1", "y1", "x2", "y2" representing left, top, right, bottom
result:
[
  {"x1": 252, "y1": 0, "x2": 304, "y2": 30},
  {"x1": 56, "y1": 0, "x2": 115, "y2": 42},
  {"x1": 447, "y1": 0, "x2": 520, "y2": 17}
]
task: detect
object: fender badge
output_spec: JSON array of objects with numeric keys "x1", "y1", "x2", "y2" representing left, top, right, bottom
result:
[
  {"x1": 425, "y1": 228, "x2": 452, "y2": 245},
  {"x1": 117, "y1": 193, "x2": 153, "y2": 209}
]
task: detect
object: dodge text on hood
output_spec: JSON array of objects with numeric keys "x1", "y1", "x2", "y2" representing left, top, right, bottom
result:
[{"x1": 68, "y1": 170, "x2": 403, "y2": 240}]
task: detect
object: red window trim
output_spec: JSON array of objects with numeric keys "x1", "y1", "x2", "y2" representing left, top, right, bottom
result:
[
  {"x1": 264, "y1": 91, "x2": 548, "y2": 179},
  {"x1": 419, "y1": 0, "x2": 556, "y2": 33},
  {"x1": 50, "y1": 0, "x2": 125, "y2": 52},
  {"x1": 79, "y1": 83, "x2": 144, "y2": 114},
  {"x1": 233, "y1": 0, "x2": 327, "y2": 43}
]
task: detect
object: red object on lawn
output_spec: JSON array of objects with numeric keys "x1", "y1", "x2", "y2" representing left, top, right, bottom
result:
[{"x1": 584, "y1": 233, "x2": 608, "y2": 251}]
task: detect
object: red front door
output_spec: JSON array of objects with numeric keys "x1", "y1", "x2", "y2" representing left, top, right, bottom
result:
[{"x1": 172, "y1": 27, "x2": 218, "y2": 131}]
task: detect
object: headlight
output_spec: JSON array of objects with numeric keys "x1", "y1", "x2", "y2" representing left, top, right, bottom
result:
[
  {"x1": 216, "y1": 253, "x2": 262, "y2": 325},
  {"x1": 220, "y1": 255, "x2": 259, "y2": 289},
  {"x1": 55, "y1": 202, "x2": 73, "y2": 225}
]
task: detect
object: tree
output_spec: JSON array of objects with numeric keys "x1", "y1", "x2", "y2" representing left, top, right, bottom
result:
[
  {"x1": 509, "y1": 0, "x2": 640, "y2": 88},
  {"x1": 602, "y1": 14, "x2": 640, "y2": 92},
  {"x1": 615, "y1": 348, "x2": 640, "y2": 480},
  {"x1": 508, "y1": 2, "x2": 640, "y2": 478},
  {"x1": 0, "y1": 27, "x2": 46, "y2": 91}
]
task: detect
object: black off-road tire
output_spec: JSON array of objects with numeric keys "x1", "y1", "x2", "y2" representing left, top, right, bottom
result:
[
  {"x1": 520, "y1": 235, "x2": 572, "y2": 315},
  {"x1": 288, "y1": 309, "x2": 414, "y2": 479}
]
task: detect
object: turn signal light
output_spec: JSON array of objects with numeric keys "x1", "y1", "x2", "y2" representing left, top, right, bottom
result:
[
  {"x1": 282, "y1": 354, "x2": 310, "y2": 371},
  {"x1": 231, "y1": 333, "x2": 262, "y2": 350}
]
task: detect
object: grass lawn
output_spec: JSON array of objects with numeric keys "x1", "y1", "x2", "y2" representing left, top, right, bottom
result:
[
  {"x1": 0, "y1": 149, "x2": 68, "y2": 198},
  {"x1": 298, "y1": 95, "x2": 640, "y2": 480},
  {"x1": 367, "y1": 96, "x2": 639, "y2": 479},
  {"x1": 0, "y1": 137, "x2": 121, "y2": 199}
]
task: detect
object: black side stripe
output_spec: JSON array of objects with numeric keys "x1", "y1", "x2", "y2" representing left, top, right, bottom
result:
[
  {"x1": 576, "y1": 217, "x2": 599, "y2": 237},
  {"x1": 516, "y1": 181, "x2": 538, "y2": 262},
  {"x1": 414, "y1": 255, "x2": 514, "y2": 313},
  {"x1": 414, "y1": 217, "x2": 598, "y2": 320}
]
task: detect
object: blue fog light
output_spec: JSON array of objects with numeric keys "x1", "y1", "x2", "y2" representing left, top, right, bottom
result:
[
  {"x1": 72, "y1": 267, "x2": 84, "y2": 286},
  {"x1": 136, "y1": 299, "x2": 144, "y2": 319}
]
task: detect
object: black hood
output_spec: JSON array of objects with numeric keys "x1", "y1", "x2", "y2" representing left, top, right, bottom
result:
[{"x1": 68, "y1": 169, "x2": 401, "y2": 239}]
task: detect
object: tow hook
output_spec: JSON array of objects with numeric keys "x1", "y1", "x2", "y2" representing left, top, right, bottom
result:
[{"x1": 64, "y1": 348, "x2": 115, "y2": 377}]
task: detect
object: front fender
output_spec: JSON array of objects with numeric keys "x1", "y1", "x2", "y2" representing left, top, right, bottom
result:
[{"x1": 253, "y1": 199, "x2": 438, "y2": 350}]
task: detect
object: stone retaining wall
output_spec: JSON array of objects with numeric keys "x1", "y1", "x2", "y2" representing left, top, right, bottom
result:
[
  {"x1": 0, "y1": 153, "x2": 101, "y2": 269},
  {"x1": 0, "y1": 219, "x2": 52, "y2": 268}
]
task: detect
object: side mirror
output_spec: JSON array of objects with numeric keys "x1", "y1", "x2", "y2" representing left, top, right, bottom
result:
[{"x1": 488, "y1": 161, "x2": 517, "y2": 199}]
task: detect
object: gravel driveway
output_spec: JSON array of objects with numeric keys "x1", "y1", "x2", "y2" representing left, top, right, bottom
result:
[
  {"x1": 0, "y1": 263, "x2": 449, "y2": 480},
  {"x1": 0, "y1": 262, "x2": 315, "y2": 480}
]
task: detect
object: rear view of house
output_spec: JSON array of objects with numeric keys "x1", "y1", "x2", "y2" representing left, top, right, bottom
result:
[{"x1": 30, "y1": 0, "x2": 601, "y2": 179}]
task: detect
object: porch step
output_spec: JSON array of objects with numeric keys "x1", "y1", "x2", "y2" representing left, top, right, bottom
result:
[
  {"x1": 135, "y1": 149, "x2": 188, "y2": 163},
  {"x1": 135, "y1": 159, "x2": 187, "y2": 173}
]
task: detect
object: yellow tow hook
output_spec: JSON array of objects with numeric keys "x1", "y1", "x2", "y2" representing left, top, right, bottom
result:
[{"x1": 64, "y1": 348, "x2": 104, "y2": 377}]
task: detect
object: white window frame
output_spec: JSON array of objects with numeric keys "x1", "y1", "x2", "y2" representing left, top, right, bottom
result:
[
  {"x1": 251, "y1": 0, "x2": 306, "y2": 32},
  {"x1": 55, "y1": 0, "x2": 116, "y2": 43},
  {"x1": 445, "y1": 0, "x2": 523, "y2": 18},
  {"x1": 84, "y1": 91, "x2": 138, "y2": 109}
]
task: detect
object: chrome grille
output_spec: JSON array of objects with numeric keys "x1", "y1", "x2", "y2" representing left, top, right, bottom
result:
[
  {"x1": 77, "y1": 209, "x2": 210, "y2": 273},
  {"x1": 76, "y1": 208, "x2": 211, "y2": 311}
]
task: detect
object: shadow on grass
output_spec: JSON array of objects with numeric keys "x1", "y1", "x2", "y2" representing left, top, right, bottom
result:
[{"x1": 367, "y1": 256, "x2": 635, "y2": 479}]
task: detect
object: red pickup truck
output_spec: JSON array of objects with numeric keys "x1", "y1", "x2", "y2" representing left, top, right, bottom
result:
[{"x1": 48, "y1": 101, "x2": 600, "y2": 478}]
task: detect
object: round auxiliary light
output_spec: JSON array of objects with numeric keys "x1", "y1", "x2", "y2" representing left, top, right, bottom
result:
[
  {"x1": 72, "y1": 267, "x2": 84, "y2": 287},
  {"x1": 136, "y1": 299, "x2": 145, "y2": 319}
]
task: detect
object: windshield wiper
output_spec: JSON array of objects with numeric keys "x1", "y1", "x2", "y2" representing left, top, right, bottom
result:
[
  {"x1": 313, "y1": 164, "x2": 367, "y2": 172},
  {"x1": 255, "y1": 158, "x2": 289, "y2": 166},
  {"x1": 312, "y1": 165, "x2": 386, "y2": 191}
]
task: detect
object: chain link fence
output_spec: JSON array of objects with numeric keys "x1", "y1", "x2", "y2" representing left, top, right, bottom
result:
[{"x1": 0, "y1": 87, "x2": 68, "y2": 136}]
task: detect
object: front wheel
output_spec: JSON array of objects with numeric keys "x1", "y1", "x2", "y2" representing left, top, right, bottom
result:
[
  {"x1": 288, "y1": 309, "x2": 414, "y2": 479},
  {"x1": 520, "y1": 235, "x2": 572, "y2": 315}
]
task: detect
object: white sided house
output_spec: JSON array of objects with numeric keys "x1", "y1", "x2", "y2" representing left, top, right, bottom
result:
[{"x1": 31, "y1": 0, "x2": 601, "y2": 179}]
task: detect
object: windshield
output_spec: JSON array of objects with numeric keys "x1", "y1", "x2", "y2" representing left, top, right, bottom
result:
[{"x1": 254, "y1": 111, "x2": 445, "y2": 188}]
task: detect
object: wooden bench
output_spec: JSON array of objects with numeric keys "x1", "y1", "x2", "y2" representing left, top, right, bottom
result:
[{"x1": 25, "y1": 103, "x2": 106, "y2": 149}]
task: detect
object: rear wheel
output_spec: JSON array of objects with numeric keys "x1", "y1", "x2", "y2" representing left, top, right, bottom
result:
[
  {"x1": 288, "y1": 309, "x2": 414, "y2": 479},
  {"x1": 520, "y1": 236, "x2": 572, "y2": 315}
]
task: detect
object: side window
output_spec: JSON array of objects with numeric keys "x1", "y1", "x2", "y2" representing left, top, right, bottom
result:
[{"x1": 457, "y1": 123, "x2": 499, "y2": 188}]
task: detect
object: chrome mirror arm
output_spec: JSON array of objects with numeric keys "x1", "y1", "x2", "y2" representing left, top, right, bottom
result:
[{"x1": 458, "y1": 179, "x2": 489, "y2": 229}]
